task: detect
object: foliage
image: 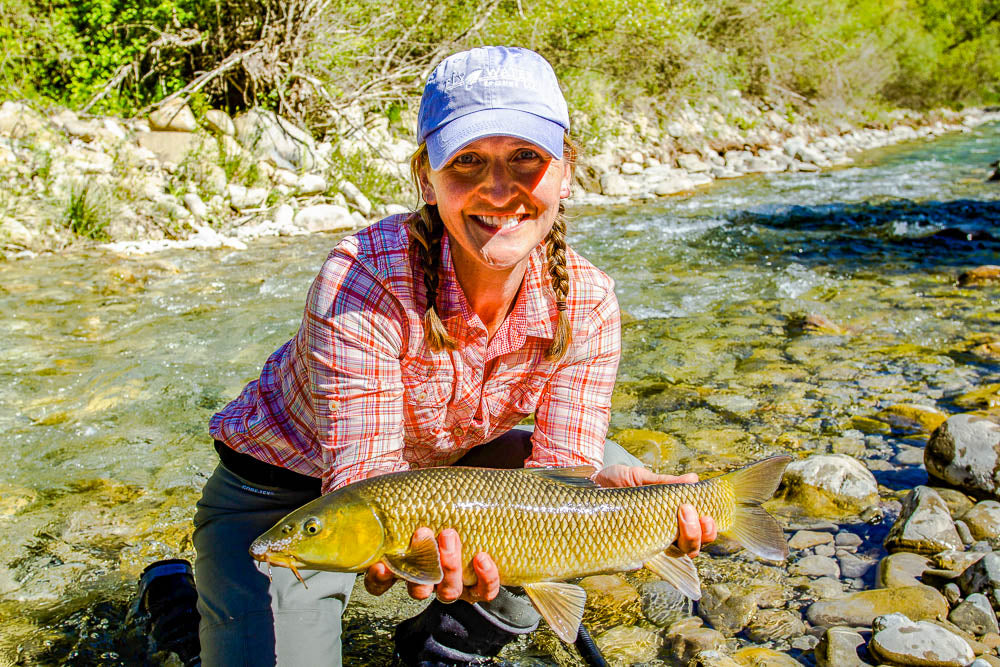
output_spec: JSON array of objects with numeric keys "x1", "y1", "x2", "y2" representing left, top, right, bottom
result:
[{"x1": 63, "y1": 182, "x2": 112, "y2": 240}]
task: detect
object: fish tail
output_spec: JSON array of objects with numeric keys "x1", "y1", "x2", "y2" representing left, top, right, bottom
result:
[{"x1": 718, "y1": 455, "x2": 792, "y2": 561}]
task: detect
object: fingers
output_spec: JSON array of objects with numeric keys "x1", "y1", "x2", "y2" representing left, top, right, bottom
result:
[
  {"x1": 701, "y1": 515, "x2": 718, "y2": 544},
  {"x1": 405, "y1": 527, "x2": 437, "y2": 600},
  {"x1": 434, "y1": 529, "x2": 464, "y2": 603},
  {"x1": 464, "y1": 552, "x2": 499, "y2": 603},
  {"x1": 676, "y1": 504, "x2": 703, "y2": 557},
  {"x1": 364, "y1": 561, "x2": 396, "y2": 596},
  {"x1": 663, "y1": 472, "x2": 699, "y2": 484}
]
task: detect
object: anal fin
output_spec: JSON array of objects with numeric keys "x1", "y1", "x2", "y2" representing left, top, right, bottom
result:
[
  {"x1": 383, "y1": 532, "x2": 443, "y2": 585},
  {"x1": 644, "y1": 545, "x2": 702, "y2": 600},
  {"x1": 523, "y1": 581, "x2": 587, "y2": 643}
]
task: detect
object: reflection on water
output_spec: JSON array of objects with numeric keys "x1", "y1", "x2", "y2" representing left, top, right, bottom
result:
[{"x1": 1, "y1": 123, "x2": 999, "y2": 663}]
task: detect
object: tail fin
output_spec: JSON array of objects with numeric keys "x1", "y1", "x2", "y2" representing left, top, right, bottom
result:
[{"x1": 720, "y1": 456, "x2": 792, "y2": 561}]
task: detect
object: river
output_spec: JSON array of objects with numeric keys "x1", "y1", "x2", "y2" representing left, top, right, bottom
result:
[{"x1": 1, "y1": 122, "x2": 998, "y2": 664}]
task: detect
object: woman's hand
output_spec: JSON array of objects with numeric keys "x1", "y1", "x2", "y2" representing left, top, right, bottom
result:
[
  {"x1": 364, "y1": 527, "x2": 500, "y2": 603},
  {"x1": 593, "y1": 464, "x2": 718, "y2": 557}
]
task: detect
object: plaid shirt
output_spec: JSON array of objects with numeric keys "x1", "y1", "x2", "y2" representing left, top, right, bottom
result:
[{"x1": 210, "y1": 214, "x2": 621, "y2": 493}]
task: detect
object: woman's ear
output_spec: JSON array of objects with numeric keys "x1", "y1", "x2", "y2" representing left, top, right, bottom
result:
[
  {"x1": 417, "y1": 166, "x2": 437, "y2": 205},
  {"x1": 559, "y1": 159, "x2": 573, "y2": 199}
]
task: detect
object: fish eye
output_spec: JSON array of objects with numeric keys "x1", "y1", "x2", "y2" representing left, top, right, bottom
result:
[{"x1": 303, "y1": 518, "x2": 322, "y2": 535}]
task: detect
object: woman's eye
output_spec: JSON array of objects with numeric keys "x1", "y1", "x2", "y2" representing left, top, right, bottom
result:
[
  {"x1": 453, "y1": 153, "x2": 478, "y2": 165},
  {"x1": 515, "y1": 149, "x2": 540, "y2": 161}
]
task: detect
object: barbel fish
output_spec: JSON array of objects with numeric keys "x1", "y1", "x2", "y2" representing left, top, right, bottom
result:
[{"x1": 250, "y1": 455, "x2": 792, "y2": 642}]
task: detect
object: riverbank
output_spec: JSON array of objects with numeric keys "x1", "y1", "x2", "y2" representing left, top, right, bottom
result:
[{"x1": 1, "y1": 97, "x2": 997, "y2": 261}]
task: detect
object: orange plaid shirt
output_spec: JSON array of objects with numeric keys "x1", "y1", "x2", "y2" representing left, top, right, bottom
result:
[{"x1": 210, "y1": 214, "x2": 621, "y2": 493}]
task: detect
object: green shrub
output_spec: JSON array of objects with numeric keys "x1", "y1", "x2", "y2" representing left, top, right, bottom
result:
[{"x1": 63, "y1": 182, "x2": 112, "y2": 240}]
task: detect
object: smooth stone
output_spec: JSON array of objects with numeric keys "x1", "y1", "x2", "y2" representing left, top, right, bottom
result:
[
  {"x1": 639, "y1": 580, "x2": 691, "y2": 626},
  {"x1": 972, "y1": 657, "x2": 1000, "y2": 667},
  {"x1": 594, "y1": 625, "x2": 660, "y2": 664},
  {"x1": 962, "y1": 501, "x2": 1000, "y2": 540},
  {"x1": 896, "y1": 444, "x2": 929, "y2": 465},
  {"x1": 620, "y1": 161, "x2": 643, "y2": 174},
  {"x1": 296, "y1": 173, "x2": 327, "y2": 196},
  {"x1": 885, "y1": 486, "x2": 964, "y2": 554},
  {"x1": 790, "y1": 530, "x2": 835, "y2": 550},
  {"x1": 950, "y1": 593, "x2": 1000, "y2": 636},
  {"x1": 791, "y1": 555, "x2": 841, "y2": 578},
  {"x1": 744, "y1": 608, "x2": 806, "y2": 642},
  {"x1": 294, "y1": 204, "x2": 354, "y2": 233},
  {"x1": 839, "y1": 552, "x2": 875, "y2": 579},
  {"x1": 957, "y1": 552, "x2": 1000, "y2": 603},
  {"x1": 777, "y1": 454, "x2": 880, "y2": 518},
  {"x1": 814, "y1": 626, "x2": 872, "y2": 667},
  {"x1": 226, "y1": 184, "x2": 268, "y2": 210},
  {"x1": 667, "y1": 618, "x2": 726, "y2": 665},
  {"x1": 806, "y1": 586, "x2": 948, "y2": 627},
  {"x1": 877, "y1": 403, "x2": 948, "y2": 434},
  {"x1": 731, "y1": 646, "x2": 803, "y2": 666},
  {"x1": 958, "y1": 266, "x2": 1000, "y2": 287},
  {"x1": 925, "y1": 414, "x2": 1000, "y2": 499},
  {"x1": 338, "y1": 180, "x2": 372, "y2": 216},
  {"x1": 182, "y1": 192, "x2": 208, "y2": 219},
  {"x1": 837, "y1": 532, "x2": 865, "y2": 548},
  {"x1": 677, "y1": 153, "x2": 711, "y2": 172},
  {"x1": 957, "y1": 520, "x2": 976, "y2": 546},
  {"x1": 945, "y1": 583, "x2": 963, "y2": 605},
  {"x1": 697, "y1": 583, "x2": 759, "y2": 636},
  {"x1": 870, "y1": 616, "x2": 975, "y2": 667},
  {"x1": 203, "y1": 109, "x2": 235, "y2": 136},
  {"x1": 600, "y1": 172, "x2": 630, "y2": 196},
  {"x1": 796, "y1": 576, "x2": 847, "y2": 600},
  {"x1": 937, "y1": 551, "x2": 987, "y2": 573},
  {"x1": 877, "y1": 552, "x2": 934, "y2": 588},
  {"x1": 580, "y1": 574, "x2": 638, "y2": 608},
  {"x1": 935, "y1": 488, "x2": 977, "y2": 519},
  {"x1": 149, "y1": 99, "x2": 197, "y2": 132},
  {"x1": 690, "y1": 650, "x2": 741, "y2": 667}
]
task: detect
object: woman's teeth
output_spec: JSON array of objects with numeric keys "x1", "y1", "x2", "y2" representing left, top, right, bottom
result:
[{"x1": 472, "y1": 215, "x2": 522, "y2": 230}]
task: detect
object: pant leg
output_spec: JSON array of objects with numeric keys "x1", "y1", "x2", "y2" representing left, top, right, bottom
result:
[
  {"x1": 193, "y1": 463, "x2": 356, "y2": 667},
  {"x1": 455, "y1": 424, "x2": 644, "y2": 470}
]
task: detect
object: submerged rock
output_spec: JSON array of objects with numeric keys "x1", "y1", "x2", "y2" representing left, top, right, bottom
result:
[
  {"x1": 731, "y1": 646, "x2": 804, "y2": 666},
  {"x1": 885, "y1": 486, "x2": 964, "y2": 554},
  {"x1": 697, "y1": 582, "x2": 759, "y2": 636},
  {"x1": 666, "y1": 617, "x2": 726, "y2": 665},
  {"x1": 806, "y1": 586, "x2": 948, "y2": 627},
  {"x1": 869, "y1": 613, "x2": 974, "y2": 667},
  {"x1": 639, "y1": 580, "x2": 691, "y2": 626},
  {"x1": 814, "y1": 626, "x2": 872, "y2": 667},
  {"x1": 594, "y1": 625, "x2": 660, "y2": 664},
  {"x1": 926, "y1": 414, "x2": 1000, "y2": 499},
  {"x1": 776, "y1": 454, "x2": 880, "y2": 518},
  {"x1": 877, "y1": 403, "x2": 948, "y2": 434},
  {"x1": 743, "y1": 608, "x2": 805, "y2": 642}
]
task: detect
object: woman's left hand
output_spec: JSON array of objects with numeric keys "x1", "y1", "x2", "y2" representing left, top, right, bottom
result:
[{"x1": 593, "y1": 465, "x2": 718, "y2": 557}]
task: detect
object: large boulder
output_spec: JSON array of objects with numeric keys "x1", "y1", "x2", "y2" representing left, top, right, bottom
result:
[
  {"x1": 149, "y1": 99, "x2": 197, "y2": 132},
  {"x1": 926, "y1": 414, "x2": 1000, "y2": 499},
  {"x1": 869, "y1": 613, "x2": 974, "y2": 667},
  {"x1": 234, "y1": 108, "x2": 322, "y2": 171},
  {"x1": 775, "y1": 454, "x2": 879, "y2": 517},
  {"x1": 885, "y1": 486, "x2": 964, "y2": 554}
]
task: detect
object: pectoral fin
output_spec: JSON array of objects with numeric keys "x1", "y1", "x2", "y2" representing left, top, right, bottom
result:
[
  {"x1": 382, "y1": 533, "x2": 443, "y2": 585},
  {"x1": 644, "y1": 545, "x2": 702, "y2": 600},
  {"x1": 523, "y1": 581, "x2": 587, "y2": 643}
]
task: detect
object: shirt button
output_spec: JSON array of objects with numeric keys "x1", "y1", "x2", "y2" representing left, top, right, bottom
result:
[{"x1": 453, "y1": 425, "x2": 465, "y2": 438}]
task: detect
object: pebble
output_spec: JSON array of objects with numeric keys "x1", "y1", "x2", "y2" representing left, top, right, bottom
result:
[
  {"x1": 794, "y1": 576, "x2": 847, "y2": 600},
  {"x1": 806, "y1": 586, "x2": 948, "y2": 627},
  {"x1": 666, "y1": 617, "x2": 726, "y2": 665},
  {"x1": 836, "y1": 532, "x2": 864, "y2": 549},
  {"x1": 945, "y1": 583, "x2": 963, "y2": 605},
  {"x1": 962, "y1": 501, "x2": 1000, "y2": 541},
  {"x1": 957, "y1": 520, "x2": 977, "y2": 546},
  {"x1": 743, "y1": 608, "x2": 805, "y2": 642},
  {"x1": 789, "y1": 530, "x2": 835, "y2": 550},
  {"x1": 869, "y1": 613, "x2": 974, "y2": 667},
  {"x1": 838, "y1": 552, "x2": 875, "y2": 579},
  {"x1": 949, "y1": 593, "x2": 1000, "y2": 635},
  {"x1": 957, "y1": 552, "x2": 1000, "y2": 603},
  {"x1": 791, "y1": 555, "x2": 841, "y2": 578},
  {"x1": 885, "y1": 486, "x2": 964, "y2": 554},
  {"x1": 814, "y1": 626, "x2": 871, "y2": 667}
]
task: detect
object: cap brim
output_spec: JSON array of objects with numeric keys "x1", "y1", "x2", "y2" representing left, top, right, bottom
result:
[{"x1": 425, "y1": 108, "x2": 566, "y2": 170}]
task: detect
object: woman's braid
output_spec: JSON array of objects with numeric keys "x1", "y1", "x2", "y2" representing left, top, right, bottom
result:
[
  {"x1": 409, "y1": 205, "x2": 456, "y2": 351},
  {"x1": 545, "y1": 203, "x2": 572, "y2": 361}
]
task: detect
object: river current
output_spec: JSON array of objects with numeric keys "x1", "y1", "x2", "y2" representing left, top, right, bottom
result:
[{"x1": 1, "y1": 123, "x2": 998, "y2": 664}]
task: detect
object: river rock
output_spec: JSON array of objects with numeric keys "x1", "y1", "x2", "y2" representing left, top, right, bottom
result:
[
  {"x1": 149, "y1": 99, "x2": 197, "y2": 132},
  {"x1": 744, "y1": 608, "x2": 805, "y2": 642},
  {"x1": 926, "y1": 414, "x2": 1000, "y2": 499},
  {"x1": 137, "y1": 131, "x2": 217, "y2": 166},
  {"x1": 339, "y1": 180, "x2": 372, "y2": 216},
  {"x1": 789, "y1": 530, "x2": 834, "y2": 550},
  {"x1": 580, "y1": 574, "x2": 638, "y2": 608},
  {"x1": 600, "y1": 172, "x2": 629, "y2": 196},
  {"x1": 878, "y1": 403, "x2": 948, "y2": 434},
  {"x1": 182, "y1": 193, "x2": 208, "y2": 219},
  {"x1": 689, "y1": 650, "x2": 741, "y2": 667},
  {"x1": 678, "y1": 153, "x2": 711, "y2": 172},
  {"x1": 814, "y1": 626, "x2": 872, "y2": 667},
  {"x1": 234, "y1": 108, "x2": 321, "y2": 171},
  {"x1": 950, "y1": 593, "x2": 999, "y2": 635},
  {"x1": 936, "y1": 551, "x2": 987, "y2": 574},
  {"x1": 885, "y1": 486, "x2": 964, "y2": 554},
  {"x1": 869, "y1": 614, "x2": 974, "y2": 667},
  {"x1": 0, "y1": 101, "x2": 47, "y2": 138},
  {"x1": 796, "y1": 576, "x2": 847, "y2": 600},
  {"x1": 731, "y1": 646, "x2": 803, "y2": 666},
  {"x1": 839, "y1": 552, "x2": 875, "y2": 579},
  {"x1": 955, "y1": 386, "x2": 1000, "y2": 412},
  {"x1": 937, "y1": 488, "x2": 978, "y2": 518},
  {"x1": 791, "y1": 555, "x2": 841, "y2": 578},
  {"x1": 666, "y1": 618, "x2": 726, "y2": 665},
  {"x1": 594, "y1": 625, "x2": 660, "y2": 663},
  {"x1": 639, "y1": 580, "x2": 691, "y2": 626},
  {"x1": 226, "y1": 184, "x2": 268, "y2": 210},
  {"x1": 957, "y1": 552, "x2": 1000, "y2": 604},
  {"x1": 294, "y1": 204, "x2": 354, "y2": 233},
  {"x1": 1, "y1": 218, "x2": 34, "y2": 246},
  {"x1": 776, "y1": 454, "x2": 879, "y2": 517},
  {"x1": 877, "y1": 552, "x2": 933, "y2": 588},
  {"x1": 959, "y1": 266, "x2": 1000, "y2": 287},
  {"x1": 204, "y1": 109, "x2": 235, "y2": 136},
  {"x1": 962, "y1": 501, "x2": 1000, "y2": 540},
  {"x1": 806, "y1": 586, "x2": 948, "y2": 627},
  {"x1": 296, "y1": 173, "x2": 327, "y2": 196},
  {"x1": 698, "y1": 582, "x2": 759, "y2": 636}
]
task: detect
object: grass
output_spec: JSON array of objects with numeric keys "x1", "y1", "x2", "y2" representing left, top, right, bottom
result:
[{"x1": 63, "y1": 182, "x2": 111, "y2": 241}]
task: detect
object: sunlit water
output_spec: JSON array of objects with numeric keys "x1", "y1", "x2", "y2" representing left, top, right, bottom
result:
[{"x1": 1, "y1": 124, "x2": 998, "y2": 664}]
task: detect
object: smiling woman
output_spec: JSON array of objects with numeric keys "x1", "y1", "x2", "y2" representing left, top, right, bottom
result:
[{"x1": 191, "y1": 45, "x2": 716, "y2": 667}]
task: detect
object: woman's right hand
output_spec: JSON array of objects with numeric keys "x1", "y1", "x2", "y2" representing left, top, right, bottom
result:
[{"x1": 364, "y1": 527, "x2": 500, "y2": 604}]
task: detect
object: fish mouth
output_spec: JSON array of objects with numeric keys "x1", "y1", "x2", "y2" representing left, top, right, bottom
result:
[{"x1": 250, "y1": 538, "x2": 309, "y2": 586}]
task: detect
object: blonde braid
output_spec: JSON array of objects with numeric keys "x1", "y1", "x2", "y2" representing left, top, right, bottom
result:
[
  {"x1": 408, "y1": 205, "x2": 457, "y2": 351},
  {"x1": 545, "y1": 203, "x2": 572, "y2": 361}
]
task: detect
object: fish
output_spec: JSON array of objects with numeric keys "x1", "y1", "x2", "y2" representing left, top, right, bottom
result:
[{"x1": 250, "y1": 455, "x2": 792, "y2": 642}]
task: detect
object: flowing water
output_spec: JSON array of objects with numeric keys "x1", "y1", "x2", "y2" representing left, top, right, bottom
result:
[{"x1": 1, "y1": 123, "x2": 998, "y2": 664}]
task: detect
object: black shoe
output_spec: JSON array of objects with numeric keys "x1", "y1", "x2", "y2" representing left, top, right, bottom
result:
[{"x1": 131, "y1": 559, "x2": 201, "y2": 666}]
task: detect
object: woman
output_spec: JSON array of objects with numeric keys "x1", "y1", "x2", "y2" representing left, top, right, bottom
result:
[{"x1": 193, "y1": 46, "x2": 716, "y2": 666}]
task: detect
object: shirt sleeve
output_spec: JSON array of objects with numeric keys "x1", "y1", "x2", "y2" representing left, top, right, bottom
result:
[
  {"x1": 527, "y1": 286, "x2": 621, "y2": 470},
  {"x1": 301, "y1": 250, "x2": 411, "y2": 492}
]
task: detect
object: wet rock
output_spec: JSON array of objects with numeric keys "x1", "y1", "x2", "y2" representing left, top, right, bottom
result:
[
  {"x1": 837, "y1": 532, "x2": 864, "y2": 549},
  {"x1": 594, "y1": 625, "x2": 660, "y2": 663},
  {"x1": 744, "y1": 608, "x2": 805, "y2": 642},
  {"x1": 666, "y1": 617, "x2": 726, "y2": 665},
  {"x1": 204, "y1": 109, "x2": 235, "y2": 136},
  {"x1": 958, "y1": 266, "x2": 1000, "y2": 287},
  {"x1": 945, "y1": 583, "x2": 963, "y2": 606},
  {"x1": 936, "y1": 551, "x2": 987, "y2": 574},
  {"x1": 926, "y1": 415, "x2": 1000, "y2": 499},
  {"x1": 789, "y1": 530, "x2": 834, "y2": 550},
  {"x1": 580, "y1": 574, "x2": 639, "y2": 609},
  {"x1": 0, "y1": 483, "x2": 37, "y2": 517},
  {"x1": 950, "y1": 593, "x2": 999, "y2": 636},
  {"x1": 896, "y1": 444, "x2": 930, "y2": 466},
  {"x1": 962, "y1": 501, "x2": 1000, "y2": 541},
  {"x1": 776, "y1": 454, "x2": 880, "y2": 518},
  {"x1": 149, "y1": 100, "x2": 197, "y2": 132},
  {"x1": 698, "y1": 582, "x2": 759, "y2": 636},
  {"x1": 839, "y1": 552, "x2": 875, "y2": 579},
  {"x1": 614, "y1": 428, "x2": 679, "y2": 467},
  {"x1": 294, "y1": 204, "x2": 354, "y2": 233},
  {"x1": 877, "y1": 552, "x2": 933, "y2": 588},
  {"x1": 878, "y1": 403, "x2": 948, "y2": 434},
  {"x1": 790, "y1": 555, "x2": 841, "y2": 578},
  {"x1": 973, "y1": 657, "x2": 1000, "y2": 667},
  {"x1": 690, "y1": 650, "x2": 741, "y2": 667},
  {"x1": 806, "y1": 586, "x2": 948, "y2": 627},
  {"x1": 869, "y1": 613, "x2": 974, "y2": 667},
  {"x1": 731, "y1": 646, "x2": 803, "y2": 666},
  {"x1": 885, "y1": 486, "x2": 964, "y2": 554},
  {"x1": 639, "y1": 580, "x2": 691, "y2": 626},
  {"x1": 814, "y1": 626, "x2": 872, "y2": 667},
  {"x1": 957, "y1": 552, "x2": 1000, "y2": 604},
  {"x1": 955, "y1": 388, "x2": 1000, "y2": 413},
  {"x1": 937, "y1": 488, "x2": 977, "y2": 519},
  {"x1": 795, "y1": 576, "x2": 847, "y2": 600}
]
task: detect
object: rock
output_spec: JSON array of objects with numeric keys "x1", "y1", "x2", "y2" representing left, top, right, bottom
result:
[
  {"x1": 149, "y1": 99, "x2": 198, "y2": 132},
  {"x1": 959, "y1": 266, "x2": 1000, "y2": 287},
  {"x1": 744, "y1": 608, "x2": 805, "y2": 642},
  {"x1": 957, "y1": 552, "x2": 1000, "y2": 604},
  {"x1": 731, "y1": 647, "x2": 803, "y2": 666},
  {"x1": 580, "y1": 574, "x2": 638, "y2": 608},
  {"x1": 885, "y1": 486, "x2": 964, "y2": 554},
  {"x1": 776, "y1": 454, "x2": 880, "y2": 518},
  {"x1": 878, "y1": 403, "x2": 949, "y2": 434},
  {"x1": 294, "y1": 204, "x2": 354, "y2": 233},
  {"x1": 698, "y1": 583, "x2": 759, "y2": 636},
  {"x1": 1, "y1": 218, "x2": 34, "y2": 246},
  {"x1": 926, "y1": 414, "x2": 1000, "y2": 499},
  {"x1": 963, "y1": 501, "x2": 1000, "y2": 540},
  {"x1": 877, "y1": 552, "x2": 933, "y2": 588},
  {"x1": 954, "y1": 387, "x2": 1000, "y2": 412},
  {"x1": 789, "y1": 530, "x2": 835, "y2": 550},
  {"x1": 936, "y1": 551, "x2": 988, "y2": 574},
  {"x1": 791, "y1": 555, "x2": 841, "y2": 578},
  {"x1": 594, "y1": 625, "x2": 660, "y2": 663},
  {"x1": 620, "y1": 161, "x2": 643, "y2": 175},
  {"x1": 806, "y1": 586, "x2": 948, "y2": 627},
  {"x1": 815, "y1": 626, "x2": 872, "y2": 667},
  {"x1": 870, "y1": 614, "x2": 974, "y2": 667},
  {"x1": 204, "y1": 109, "x2": 236, "y2": 136},
  {"x1": 839, "y1": 552, "x2": 875, "y2": 579},
  {"x1": 182, "y1": 193, "x2": 208, "y2": 219},
  {"x1": 296, "y1": 173, "x2": 327, "y2": 196},
  {"x1": 0, "y1": 101, "x2": 47, "y2": 138},
  {"x1": 836, "y1": 532, "x2": 865, "y2": 549},
  {"x1": 137, "y1": 131, "x2": 217, "y2": 166},
  {"x1": 677, "y1": 153, "x2": 711, "y2": 172},
  {"x1": 226, "y1": 184, "x2": 268, "y2": 210},
  {"x1": 338, "y1": 180, "x2": 372, "y2": 216},
  {"x1": 796, "y1": 576, "x2": 847, "y2": 600},
  {"x1": 599, "y1": 172, "x2": 630, "y2": 196},
  {"x1": 950, "y1": 593, "x2": 1000, "y2": 636},
  {"x1": 937, "y1": 489, "x2": 978, "y2": 518},
  {"x1": 666, "y1": 618, "x2": 726, "y2": 665},
  {"x1": 973, "y1": 657, "x2": 1000, "y2": 667},
  {"x1": 945, "y1": 583, "x2": 963, "y2": 605},
  {"x1": 639, "y1": 580, "x2": 691, "y2": 626},
  {"x1": 234, "y1": 108, "x2": 321, "y2": 171},
  {"x1": 652, "y1": 174, "x2": 696, "y2": 195},
  {"x1": 691, "y1": 650, "x2": 742, "y2": 667}
]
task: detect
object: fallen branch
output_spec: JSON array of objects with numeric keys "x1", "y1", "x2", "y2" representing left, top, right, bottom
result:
[
  {"x1": 141, "y1": 45, "x2": 264, "y2": 115},
  {"x1": 81, "y1": 63, "x2": 135, "y2": 114}
]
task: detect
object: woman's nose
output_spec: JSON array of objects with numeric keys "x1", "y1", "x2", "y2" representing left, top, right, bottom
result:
[{"x1": 478, "y1": 160, "x2": 516, "y2": 205}]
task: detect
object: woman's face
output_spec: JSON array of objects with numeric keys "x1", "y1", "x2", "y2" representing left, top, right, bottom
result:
[{"x1": 418, "y1": 135, "x2": 572, "y2": 283}]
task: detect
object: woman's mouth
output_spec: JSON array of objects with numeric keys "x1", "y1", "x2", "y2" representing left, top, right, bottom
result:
[{"x1": 470, "y1": 214, "x2": 527, "y2": 231}]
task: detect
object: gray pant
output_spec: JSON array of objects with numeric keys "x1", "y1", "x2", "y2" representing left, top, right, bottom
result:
[{"x1": 193, "y1": 429, "x2": 641, "y2": 666}]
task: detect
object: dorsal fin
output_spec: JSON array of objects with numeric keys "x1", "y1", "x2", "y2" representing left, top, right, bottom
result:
[{"x1": 524, "y1": 466, "x2": 599, "y2": 487}]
